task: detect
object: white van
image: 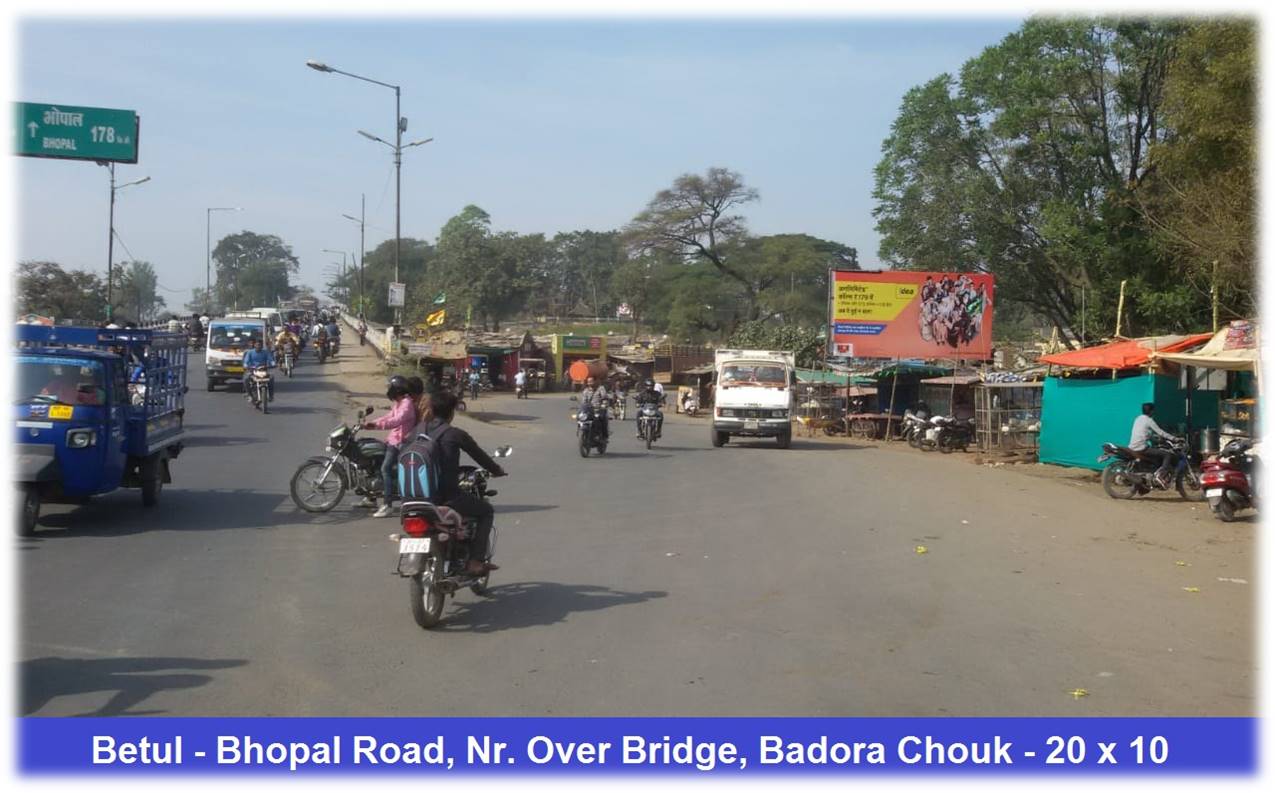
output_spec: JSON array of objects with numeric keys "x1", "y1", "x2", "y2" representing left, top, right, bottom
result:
[
  {"x1": 206, "y1": 317, "x2": 268, "y2": 391},
  {"x1": 251, "y1": 307, "x2": 284, "y2": 335},
  {"x1": 711, "y1": 349, "x2": 796, "y2": 449}
]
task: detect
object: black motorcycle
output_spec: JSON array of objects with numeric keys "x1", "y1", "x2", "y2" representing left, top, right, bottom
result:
[
  {"x1": 393, "y1": 446, "x2": 513, "y2": 630},
  {"x1": 1099, "y1": 436, "x2": 1205, "y2": 502},
  {"x1": 289, "y1": 406, "x2": 386, "y2": 512},
  {"x1": 636, "y1": 401, "x2": 662, "y2": 450},
  {"x1": 574, "y1": 399, "x2": 608, "y2": 457},
  {"x1": 934, "y1": 415, "x2": 975, "y2": 453}
]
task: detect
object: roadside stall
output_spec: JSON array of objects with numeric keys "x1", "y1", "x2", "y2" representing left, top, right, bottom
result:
[
  {"x1": 1037, "y1": 333, "x2": 1216, "y2": 470},
  {"x1": 551, "y1": 334, "x2": 608, "y2": 389},
  {"x1": 1151, "y1": 320, "x2": 1260, "y2": 450},
  {"x1": 793, "y1": 368, "x2": 852, "y2": 436},
  {"x1": 974, "y1": 380, "x2": 1043, "y2": 452},
  {"x1": 918, "y1": 373, "x2": 980, "y2": 419}
]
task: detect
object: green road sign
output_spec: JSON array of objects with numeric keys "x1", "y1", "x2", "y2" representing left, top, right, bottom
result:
[{"x1": 13, "y1": 102, "x2": 139, "y2": 163}]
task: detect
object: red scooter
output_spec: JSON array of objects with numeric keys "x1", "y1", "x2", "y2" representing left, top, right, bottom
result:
[{"x1": 1200, "y1": 438, "x2": 1257, "y2": 522}]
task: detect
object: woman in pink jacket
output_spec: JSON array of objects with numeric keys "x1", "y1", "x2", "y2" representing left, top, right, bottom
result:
[{"x1": 363, "y1": 375, "x2": 418, "y2": 517}]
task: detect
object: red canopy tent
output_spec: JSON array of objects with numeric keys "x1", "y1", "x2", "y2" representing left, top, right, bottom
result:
[{"x1": 1040, "y1": 333, "x2": 1214, "y2": 370}]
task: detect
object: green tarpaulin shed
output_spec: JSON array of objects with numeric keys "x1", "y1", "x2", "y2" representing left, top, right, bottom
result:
[{"x1": 1039, "y1": 373, "x2": 1219, "y2": 469}]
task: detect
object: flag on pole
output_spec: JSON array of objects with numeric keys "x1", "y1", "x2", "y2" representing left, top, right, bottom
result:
[
  {"x1": 432, "y1": 292, "x2": 447, "y2": 305},
  {"x1": 426, "y1": 308, "x2": 446, "y2": 327}
]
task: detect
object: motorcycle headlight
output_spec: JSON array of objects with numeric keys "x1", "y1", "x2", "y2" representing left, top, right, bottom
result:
[{"x1": 66, "y1": 428, "x2": 97, "y2": 449}]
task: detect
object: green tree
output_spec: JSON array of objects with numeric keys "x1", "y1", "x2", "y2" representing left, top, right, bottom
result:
[
  {"x1": 873, "y1": 18, "x2": 1185, "y2": 344},
  {"x1": 727, "y1": 320, "x2": 824, "y2": 368},
  {"x1": 112, "y1": 260, "x2": 165, "y2": 323},
  {"x1": 15, "y1": 261, "x2": 106, "y2": 322},
  {"x1": 1140, "y1": 18, "x2": 1256, "y2": 324},
  {"x1": 425, "y1": 206, "x2": 539, "y2": 331},
  {"x1": 211, "y1": 231, "x2": 300, "y2": 310}
]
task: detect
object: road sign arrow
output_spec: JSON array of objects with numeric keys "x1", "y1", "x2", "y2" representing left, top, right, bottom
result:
[{"x1": 27, "y1": 121, "x2": 37, "y2": 138}]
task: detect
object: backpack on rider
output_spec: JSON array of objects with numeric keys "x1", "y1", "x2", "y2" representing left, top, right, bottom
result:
[{"x1": 397, "y1": 423, "x2": 449, "y2": 503}]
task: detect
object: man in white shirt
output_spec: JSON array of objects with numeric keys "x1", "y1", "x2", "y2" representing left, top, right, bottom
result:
[
  {"x1": 514, "y1": 369, "x2": 527, "y2": 392},
  {"x1": 1130, "y1": 402, "x2": 1177, "y2": 487}
]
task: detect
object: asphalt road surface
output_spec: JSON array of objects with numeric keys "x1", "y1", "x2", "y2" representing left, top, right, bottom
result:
[{"x1": 19, "y1": 345, "x2": 1255, "y2": 717}]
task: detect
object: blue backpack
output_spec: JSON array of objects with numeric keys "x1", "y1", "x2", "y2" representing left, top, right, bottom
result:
[{"x1": 397, "y1": 423, "x2": 448, "y2": 502}]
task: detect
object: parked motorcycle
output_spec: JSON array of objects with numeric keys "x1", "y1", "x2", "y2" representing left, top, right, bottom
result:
[
  {"x1": 934, "y1": 415, "x2": 975, "y2": 453},
  {"x1": 1098, "y1": 436, "x2": 1204, "y2": 501},
  {"x1": 902, "y1": 409, "x2": 931, "y2": 448},
  {"x1": 289, "y1": 406, "x2": 385, "y2": 512},
  {"x1": 246, "y1": 366, "x2": 272, "y2": 413},
  {"x1": 574, "y1": 398, "x2": 608, "y2": 457},
  {"x1": 636, "y1": 402, "x2": 661, "y2": 450},
  {"x1": 1201, "y1": 438, "x2": 1257, "y2": 522},
  {"x1": 393, "y1": 446, "x2": 513, "y2": 629}
]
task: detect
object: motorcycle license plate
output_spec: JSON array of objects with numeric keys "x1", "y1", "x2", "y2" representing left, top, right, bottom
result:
[
  {"x1": 399, "y1": 537, "x2": 431, "y2": 554},
  {"x1": 1206, "y1": 489, "x2": 1224, "y2": 498},
  {"x1": 744, "y1": 419, "x2": 759, "y2": 430},
  {"x1": 224, "y1": 365, "x2": 244, "y2": 373}
]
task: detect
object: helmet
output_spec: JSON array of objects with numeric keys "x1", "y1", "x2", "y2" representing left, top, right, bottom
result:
[
  {"x1": 644, "y1": 378, "x2": 655, "y2": 390},
  {"x1": 386, "y1": 375, "x2": 410, "y2": 400}
]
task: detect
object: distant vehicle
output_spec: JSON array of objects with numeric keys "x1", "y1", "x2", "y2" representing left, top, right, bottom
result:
[
  {"x1": 205, "y1": 317, "x2": 268, "y2": 392},
  {"x1": 14, "y1": 325, "x2": 188, "y2": 534},
  {"x1": 711, "y1": 349, "x2": 795, "y2": 449}
]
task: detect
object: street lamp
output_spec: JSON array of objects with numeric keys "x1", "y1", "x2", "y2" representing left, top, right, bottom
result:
[
  {"x1": 102, "y1": 164, "x2": 150, "y2": 324},
  {"x1": 321, "y1": 248, "x2": 348, "y2": 307},
  {"x1": 206, "y1": 206, "x2": 241, "y2": 315},
  {"x1": 342, "y1": 193, "x2": 366, "y2": 316},
  {"x1": 308, "y1": 58, "x2": 430, "y2": 325}
]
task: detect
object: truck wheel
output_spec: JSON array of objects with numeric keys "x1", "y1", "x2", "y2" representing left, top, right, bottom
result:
[
  {"x1": 711, "y1": 430, "x2": 727, "y2": 448},
  {"x1": 141, "y1": 455, "x2": 163, "y2": 507},
  {"x1": 776, "y1": 428, "x2": 792, "y2": 449},
  {"x1": 207, "y1": 379, "x2": 216, "y2": 392},
  {"x1": 17, "y1": 485, "x2": 39, "y2": 536}
]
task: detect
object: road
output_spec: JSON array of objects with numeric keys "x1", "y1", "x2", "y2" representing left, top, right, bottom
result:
[{"x1": 19, "y1": 343, "x2": 1256, "y2": 717}]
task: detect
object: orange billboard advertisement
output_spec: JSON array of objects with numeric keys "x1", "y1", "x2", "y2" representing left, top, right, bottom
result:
[{"x1": 829, "y1": 270, "x2": 994, "y2": 360}]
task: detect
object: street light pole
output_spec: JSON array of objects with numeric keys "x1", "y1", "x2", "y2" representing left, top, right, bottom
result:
[
  {"x1": 102, "y1": 164, "x2": 151, "y2": 324},
  {"x1": 308, "y1": 60, "x2": 433, "y2": 327},
  {"x1": 342, "y1": 193, "x2": 366, "y2": 316},
  {"x1": 206, "y1": 206, "x2": 241, "y2": 315},
  {"x1": 322, "y1": 248, "x2": 348, "y2": 306}
]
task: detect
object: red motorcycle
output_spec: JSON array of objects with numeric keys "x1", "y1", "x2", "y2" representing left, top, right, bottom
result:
[{"x1": 1201, "y1": 438, "x2": 1257, "y2": 522}]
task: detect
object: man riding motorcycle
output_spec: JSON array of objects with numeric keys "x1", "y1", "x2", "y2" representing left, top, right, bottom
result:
[
  {"x1": 633, "y1": 378, "x2": 665, "y2": 438},
  {"x1": 274, "y1": 326, "x2": 300, "y2": 359},
  {"x1": 579, "y1": 375, "x2": 610, "y2": 440},
  {"x1": 241, "y1": 338, "x2": 276, "y2": 400},
  {"x1": 1130, "y1": 402, "x2": 1178, "y2": 488},
  {"x1": 415, "y1": 389, "x2": 507, "y2": 575}
]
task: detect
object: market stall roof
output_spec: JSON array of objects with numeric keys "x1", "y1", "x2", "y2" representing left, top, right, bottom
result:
[
  {"x1": 846, "y1": 385, "x2": 878, "y2": 397},
  {"x1": 1149, "y1": 321, "x2": 1259, "y2": 372},
  {"x1": 795, "y1": 368, "x2": 853, "y2": 384},
  {"x1": 683, "y1": 363, "x2": 716, "y2": 376},
  {"x1": 920, "y1": 374, "x2": 982, "y2": 386},
  {"x1": 871, "y1": 361, "x2": 953, "y2": 379},
  {"x1": 1039, "y1": 333, "x2": 1213, "y2": 370}
]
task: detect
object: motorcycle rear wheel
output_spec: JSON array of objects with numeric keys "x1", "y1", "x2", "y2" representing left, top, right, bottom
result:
[
  {"x1": 1176, "y1": 466, "x2": 1206, "y2": 502},
  {"x1": 410, "y1": 558, "x2": 447, "y2": 629},
  {"x1": 1101, "y1": 462, "x2": 1139, "y2": 499},
  {"x1": 289, "y1": 459, "x2": 347, "y2": 512},
  {"x1": 1212, "y1": 498, "x2": 1237, "y2": 522}
]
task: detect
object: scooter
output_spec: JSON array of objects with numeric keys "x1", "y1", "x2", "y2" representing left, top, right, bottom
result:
[{"x1": 1201, "y1": 438, "x2": 1257, "y2": 522}]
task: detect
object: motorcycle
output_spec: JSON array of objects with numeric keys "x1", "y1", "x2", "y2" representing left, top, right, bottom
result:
[
  {"x1": 289, "y1": 406, "x2": 386, "y2": 512},
  {"x1": 316, "y1": 337, "x2": 329, "y2": 364},
  {"x1": 245, "y1": 366, "x2": 272, "y2": 413},
  {"x1": 636, "y1": 402, "x2": 661, "y2": 450},
  {"x1": 934, "y1": 415, "x2": 975, "y2": 453},
  {"x1": 609, "y1": 393, "x2": 624, "y2": 421},
  {"x1": 681, "y1": 390, "x2": 699, "y2": 418},
  {"x1": 1201, "y1": 438, "x2": 1257, "y2": 522},
  {"x1": 901, "y1": 410, "x2": 932, "y2": 448},
  {"x1": 281, "y1": 344, "x2": 297, "y2": 378},
  {"x1": 573, "y1": 398, "x2": 608, "y2": 457},
  {"x1": 1098, "y1": 436, "x2": 1204, "y2": 501},
  {"x1": 330, "y1": 335, "x2": 340, "y2": 357},
  {"x1": 515, "y1": 382, "x2": 528, "y2": 399},
  {"x1": 358, "y1": 325, "x2": 367, "y2": 346},
  {"x1": 393, "y1": 445, "x2": 513, "y2": 629}
]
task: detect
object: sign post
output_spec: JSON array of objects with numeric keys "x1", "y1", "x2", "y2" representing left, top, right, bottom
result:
[
  {"x1": 388, "y1": 282, "x2": 406, "y2": 308},
  {"x1": 14, "y1": 102, "x2": 139, "y2": 163}
]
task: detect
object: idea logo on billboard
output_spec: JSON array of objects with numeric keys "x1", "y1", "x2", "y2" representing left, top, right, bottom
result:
[{"x1": 829, "y1": 270, "x2": 994, "y2": 360}]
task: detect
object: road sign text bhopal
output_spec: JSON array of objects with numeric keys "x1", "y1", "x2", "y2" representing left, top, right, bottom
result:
[{"x1": 14, "y1": 102, "x2": 139, "y2": 163}]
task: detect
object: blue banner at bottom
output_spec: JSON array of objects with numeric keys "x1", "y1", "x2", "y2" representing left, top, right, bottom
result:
[{"x1": 19, "y1": 717, "x2": 1256, "y2": 776}]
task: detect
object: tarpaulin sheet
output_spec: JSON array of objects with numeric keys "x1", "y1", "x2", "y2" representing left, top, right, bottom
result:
[{"x1": 1039, "y1": 333, "x2": 1213, "y2": 370}]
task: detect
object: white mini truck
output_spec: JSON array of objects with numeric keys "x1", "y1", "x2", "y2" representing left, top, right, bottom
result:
[{"x1": 710, "y1": 349, "x2": 796, "y2": 449}]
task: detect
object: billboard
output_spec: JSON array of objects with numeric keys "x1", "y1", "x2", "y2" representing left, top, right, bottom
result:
[{"x1": 829, "y1": 270, "x2": 994, "y2": 360}]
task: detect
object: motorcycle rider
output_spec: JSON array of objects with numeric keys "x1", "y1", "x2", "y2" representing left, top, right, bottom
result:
[
  {"x1": 325, "y1": 317, "x2": 342, "y2": 353},
  {"x1": 579, "y1": 375, "x2": 610, "y2": 441},
  {"x1": 357, "y1": 315, "x2": 368, "y2": 346},
  {"x1": 415, "y1": 389, "x2": 507, "y2": 575},
  {"x1": 363, "y1": 375, "x2": 418, "y2": 518},
  {"x1": 468, "y1": 369, "x2": 481, "y2": 400},
  {"x1": 514, "y1": 368, "x2": 528, "y2": 396},
  {"x1": 241, "y1": 337, "x2": 276, "y2": 401},
  {"x1": 634, "y1": 377, "x2": 665, "y2": 438},
  {"x1": 1130, "y1": 402, "x2": 1178, "y2": 488},
  {"x1": 274, "y1": 326, "x2": 300, "y2": 362}
]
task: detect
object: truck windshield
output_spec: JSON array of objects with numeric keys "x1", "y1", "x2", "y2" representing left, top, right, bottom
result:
[
  {"x1": 721, "y1": 363, "x2": 787, "y2": 385},
  {"x1": 17, "y1": 357, "x2": 106, "y2": 406},
  {"x1": 210, "y1": 325, "x2": 262, "y2": 347}
]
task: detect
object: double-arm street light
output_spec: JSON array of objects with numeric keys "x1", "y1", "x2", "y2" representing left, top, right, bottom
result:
[
  {"x1": 206, "y1": 206, "x2": 241, "y2": 314},
  {"x1": 103, "y1": 164, "x2": 150, "y2": 323},
  {"x1": 342, "y1": 193, "x2": 366, "y2": 316},
  {"x1": 306, "y1": 59, "x2": 433, "y2": 325}
]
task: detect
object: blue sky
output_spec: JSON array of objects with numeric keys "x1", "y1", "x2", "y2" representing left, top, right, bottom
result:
[{"x1": 13, "y1": 16, "x2": 1023, "y2": 304}]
